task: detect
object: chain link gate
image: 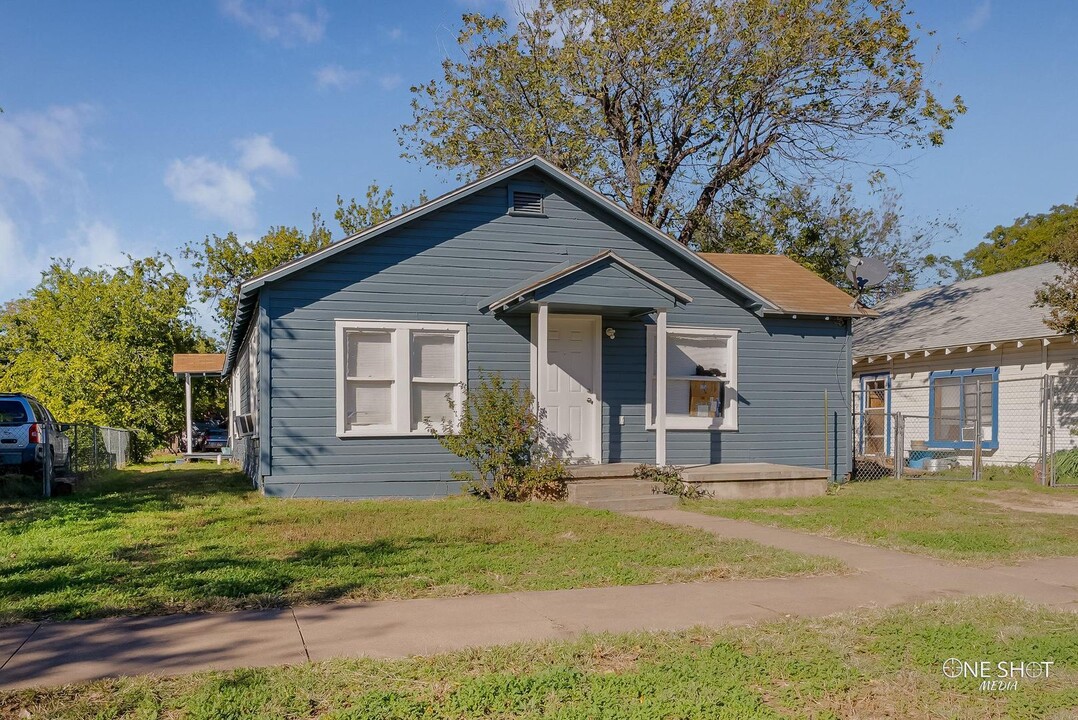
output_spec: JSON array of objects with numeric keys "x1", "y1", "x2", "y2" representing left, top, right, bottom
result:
[
  {"x1": 1047, "y1": 374, "x2": 1078, "y2": 487},
  {"x1": 852, "y1": 375, "x2": 1050, "y2": 483}
]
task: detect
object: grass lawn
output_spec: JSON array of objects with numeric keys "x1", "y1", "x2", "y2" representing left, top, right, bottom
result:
[
  {"x1": 5, "y1": 597, "x2": 1075, "y2": 719},
  {"x1": 0, "y1": 463, "x2": 842, "y2": 625},
  {"x1": 687, "y1": 471, "x2": 1078, "y2": 563}
]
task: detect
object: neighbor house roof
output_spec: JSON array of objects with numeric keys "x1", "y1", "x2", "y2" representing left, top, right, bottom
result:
[
  {"x1": 173, "y1": 354, "x2": 225, "y2": 375},
  {"x1": 699, "y1": 253, "x2": 877, "y2": 319},
  {"x1": 853, "y1": 263, "x2": 1064, "y2": 357}
]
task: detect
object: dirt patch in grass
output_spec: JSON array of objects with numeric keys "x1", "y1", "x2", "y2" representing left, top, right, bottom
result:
[
  {"x1": 5, "y1": 597, "x2": 1074, "y2": 719},
  {"x1": 977, "y1": 490, "x2": 1078, "y2": 516}
]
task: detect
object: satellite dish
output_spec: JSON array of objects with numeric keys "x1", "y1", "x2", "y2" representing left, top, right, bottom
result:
[
  {"x1": 845, "y1": 256, "x2": 890, "y2": 290},
  {"x1": 845, "y1": 256, "x2": 891, "y2": 307}
]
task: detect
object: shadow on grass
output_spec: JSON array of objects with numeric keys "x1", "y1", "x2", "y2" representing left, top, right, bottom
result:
[
  {"x1": 0, "y1": 535, "x2": 441, "y2": 625},
  {"x1": 0, "y1": 466, "x2": 253, "y2": 532}
]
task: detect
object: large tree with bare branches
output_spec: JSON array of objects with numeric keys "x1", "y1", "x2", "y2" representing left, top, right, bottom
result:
[{"x1": 399, "y1": 0, "x2": 964, "y2": 243}]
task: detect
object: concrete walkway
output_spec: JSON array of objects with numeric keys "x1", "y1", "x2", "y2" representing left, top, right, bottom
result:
[{"x1": 1, "y1": 509, "x2": 1076, "y2": 690}]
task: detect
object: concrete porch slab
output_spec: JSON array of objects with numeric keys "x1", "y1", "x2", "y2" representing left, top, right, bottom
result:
[{"x1": 681, "y1": 463, "x2": 829, "y2": 482}]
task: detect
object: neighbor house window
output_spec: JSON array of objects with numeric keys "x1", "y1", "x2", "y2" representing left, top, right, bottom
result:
[
  {"x1": 928, "y1": 368, "x2": 998, "y2": 449},
  {"x1": 646, "y1": 326, "x2": 738, "y2": 431},
  {"x1": 335, "y1": 320, "x2": 467, "y2": 436}
]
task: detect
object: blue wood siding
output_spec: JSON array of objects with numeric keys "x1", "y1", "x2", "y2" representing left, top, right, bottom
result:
[{"x1": 259, "y1": 169, "x2": 851, "y2": 498}]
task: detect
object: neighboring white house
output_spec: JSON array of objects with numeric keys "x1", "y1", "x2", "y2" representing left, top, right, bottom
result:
[{"x1": 852, "y1": 263, "x2": 1078, "y2": 469}]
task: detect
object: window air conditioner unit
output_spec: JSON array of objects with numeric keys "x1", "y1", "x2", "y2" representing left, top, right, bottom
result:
[{"x1": 234, "y1": 414, "x2": 255, "y2": 436}]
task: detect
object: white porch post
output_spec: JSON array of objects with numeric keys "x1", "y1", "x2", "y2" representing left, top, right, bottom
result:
[
  {"x1": 537, "y1": 302, "x2": 549, "y2": 412},
  {"x1": 656, "y1": 309, "x2": 667, "y2": 466},
  {"x1": 185, "y1": 372, "x2": 194, "y2": 455}
]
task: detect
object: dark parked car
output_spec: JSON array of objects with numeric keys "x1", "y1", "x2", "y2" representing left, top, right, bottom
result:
[
  {"x1": 200, "y1": 425, "x2": 229, "y2": 452},
  {"x1": 192, "y1": 421, "x2": 229, "y2": 452},
  {"x1": 0, "y1": 393, "x2": 71, "y2": 475}
]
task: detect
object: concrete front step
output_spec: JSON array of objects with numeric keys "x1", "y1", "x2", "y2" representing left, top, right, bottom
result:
[
  {"x1": 574, "y1": 494, "x2": 679, "y2": 512},
  {"x1": 567, "y1": 480, "x2": 657, "y2": 502}
]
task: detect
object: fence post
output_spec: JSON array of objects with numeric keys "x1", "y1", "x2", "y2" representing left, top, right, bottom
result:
[
  {"x1": 1040, "y1": 374, "x2": 1050, "y2": 487},
  {"x1": 1047, "y1": 375, "x2": 1056, "y2": 487},
  {"x1": 72, "y1": 424, "x2": 78, "y2": 477},
  {"x1": 41, "y1": 422, "x2": 51, "y2": 497},
  {"x1": 972, "y1": 378, "x2": 983, "y2": 482},
  {"x1": 823, "y1": 388, "x2": 830, "y2": 480},
  {"x1": 92, "y1": 429, "x2": 99, "y2": 478},
  {"x1": 893, "y1": 411, "x2": 903, "y2": 480}
]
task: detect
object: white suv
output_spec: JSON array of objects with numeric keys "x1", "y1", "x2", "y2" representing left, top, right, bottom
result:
[{"x1": 0, "y1": 394, "x2": 71, "y2": 475}]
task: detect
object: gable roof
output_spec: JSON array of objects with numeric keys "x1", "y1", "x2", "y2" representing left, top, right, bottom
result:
[
  {"x1": 699, "y1": 253, "x2": 877, "y2": 319},
  {"x1": 479, "y1": 250, "x2": 693, "y2": 313},
  {"x1": 853, "y1": 263, "x2": 1064, "y2": 357},
  {"x1": 223, "y1": 156, "x2": 782, "y2": 373}
]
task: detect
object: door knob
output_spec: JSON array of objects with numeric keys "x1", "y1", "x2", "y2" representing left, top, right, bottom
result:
[{"x1": 586, "y1": 397, "x2": 594, "y2": 404}]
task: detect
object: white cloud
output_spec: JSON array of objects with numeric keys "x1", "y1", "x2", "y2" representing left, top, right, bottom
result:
[
  {"x1": 164, "y1": 135, "x2": 295, "y2": 229},
  {"x1": 66, "y1": 220, "x2": 127, "y2": 271},
  {"x1": 314, "y1": 64, "x2": 364, "y2": 91},
  {"x1": 220, "y1": 0, "x2": 328, "y2": 45},
  {"x1": 236, "y1": 134, "x2": 296, "y2": 175},
  {"x1": 0, "y1": 207, "x2": 128, "y2": 300},
  {"x1": 384, "y1": 26, "x2": 403, "y2": 41},
  {"x1": 165, "y1": 157, "x2": 257, "y2": 228},
  {"x1": 378, "y1": 73, "x2": 403, "y2": 91},
  {"x1": 964, "y1": 0, "x2": 991, "y2": 32},
  {"x1": 0, "y1": 105, "x2": 91, "y2": 195}
]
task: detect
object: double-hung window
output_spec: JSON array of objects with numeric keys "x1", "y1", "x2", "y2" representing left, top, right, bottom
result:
[
  {"x1": 646, "y1": 326, "x2": 738, "y2": 431},
  {"x1": 336, "y1": 320, "x2": 467, "y2": 436},
  {"x1": 928, "y1": 368, "x2": 998, "y2": 449}
]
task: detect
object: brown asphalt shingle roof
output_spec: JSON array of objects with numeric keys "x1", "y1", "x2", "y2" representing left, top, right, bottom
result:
[
  {"x1": 172, "y1": 354, "x2": 226, "y2": 375},
  {"x1": 699, "y1": 253, "x2": 877, "y2": 318}
]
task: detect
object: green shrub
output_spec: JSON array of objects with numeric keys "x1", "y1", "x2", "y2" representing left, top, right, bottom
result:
[
  {"x1": 428, "y1": 371, "x2": 567, "y2": 501},
  {"x1": 634, "y1": 464, "x2": 705, "y2": 499}
]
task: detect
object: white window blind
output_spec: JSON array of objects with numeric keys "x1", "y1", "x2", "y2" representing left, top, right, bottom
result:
[
  {"x1": 336, "y1": 320, "x2": 467, "y2": 436},
  {"x1": 411, "y1": 332, "x2": 458, "y2": 430}
]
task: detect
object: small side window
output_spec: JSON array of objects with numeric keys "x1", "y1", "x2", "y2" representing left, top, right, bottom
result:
[{"x1": 508, "y1": 183, "x2": 545, "y2": 215}]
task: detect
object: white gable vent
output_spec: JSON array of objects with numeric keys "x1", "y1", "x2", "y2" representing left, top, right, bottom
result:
[{"x1": 510, "y1": 186, "x2": 544, "y2": 215}]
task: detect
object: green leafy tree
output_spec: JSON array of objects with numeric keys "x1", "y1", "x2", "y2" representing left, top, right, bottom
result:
[
  {"x1": 184, "y1": 213, "x2": 332, "y2": 332},
  {"x1": 1034, "y1": 222, "x2": 1078, "y2": 334},
  {"x1": 335, "y1": 183, "x2": 429, "y2": 237},
  {"x1": 400, "y1": 0, "x2": 964, "y2": 243},
  {"x1": 699, "y1": 182, "x2": 959, "y2": 304},
  {"x1": 961, "y1": 201, "x2": 1078, "y2": 278},
  {"x1": 0, "y1": 255, "x2": 214, "y2": 445}
]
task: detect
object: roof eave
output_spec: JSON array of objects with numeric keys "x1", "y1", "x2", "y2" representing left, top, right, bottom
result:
[{"x1": 853, "y1": 333, "x2": 1074, "y2": 361}]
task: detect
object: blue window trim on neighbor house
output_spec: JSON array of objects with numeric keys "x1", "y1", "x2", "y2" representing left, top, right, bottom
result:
[
  {"x1": 927, "y1": 368, "x2": 1000, "y2": 450},
  {"x1": 859, "y1": 372, "x2": 891, "y2": 456}
]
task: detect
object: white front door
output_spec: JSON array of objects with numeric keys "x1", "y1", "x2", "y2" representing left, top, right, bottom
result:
[{"x1": 539, "y1": 315, "x2": 601, "y2": 462}]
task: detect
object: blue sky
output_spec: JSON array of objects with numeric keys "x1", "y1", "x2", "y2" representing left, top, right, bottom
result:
[{"x1": 1, "y1": 0, "x2": 1076, "y2": 315}]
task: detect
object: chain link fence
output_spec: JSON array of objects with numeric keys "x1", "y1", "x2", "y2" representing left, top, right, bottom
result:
[
  {"x1": 61, "y1": 423, "x2": 133, "y2": 476},
  {"x1": 851, "y1": 374, "x2": 1076, "y2": 486}
]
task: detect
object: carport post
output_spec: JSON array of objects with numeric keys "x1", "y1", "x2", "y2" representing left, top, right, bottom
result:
[
  {"x1": 185, "y1": 371, "x2": 194, "y2": 455},
  {"x1": 656, "y1": 308, "x2": 667, "y2": 467}
]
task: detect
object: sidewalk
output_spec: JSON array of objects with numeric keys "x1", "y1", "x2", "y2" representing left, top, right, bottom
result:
[{"x1": 1, "y1": 509, "x2": 1076, "y2": 690}]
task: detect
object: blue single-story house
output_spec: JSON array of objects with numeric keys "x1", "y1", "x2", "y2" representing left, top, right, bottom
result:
[{"x1": 222, "y1": 156, "x2": 873, "y2": 498}]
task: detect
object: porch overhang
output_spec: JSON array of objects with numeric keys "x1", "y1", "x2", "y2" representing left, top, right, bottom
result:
[{"x1": 479, "y1": 250, "x2": 692, "y2": 317}]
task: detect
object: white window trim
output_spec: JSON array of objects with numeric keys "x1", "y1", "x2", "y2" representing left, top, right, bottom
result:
[
  {"x1": 335, "y1": 319, "x2": 468, "y2": 438},
  {"x1": 645, "y1": 325, "x2": 738, "y2": 431}
]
